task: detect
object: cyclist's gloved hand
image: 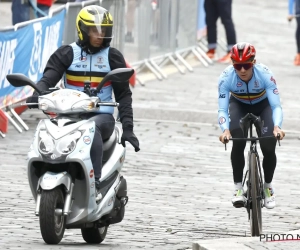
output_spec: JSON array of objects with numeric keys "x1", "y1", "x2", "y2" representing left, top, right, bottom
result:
[
  {"x1": 26, "y1": 95, "x2": 39, "y2": 109},
  {"x1": 121, "y1": 128, "x2": 140, "y2": 152},
  {"x1": 219, "y1": 129, "x2": 231, "y2": 144}
]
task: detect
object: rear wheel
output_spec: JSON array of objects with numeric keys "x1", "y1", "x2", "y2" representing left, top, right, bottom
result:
[
  {"x1": 39, "y1": 187, "x2": 66, "y2": 244},
  {"x1": 81, "y1": 226, "x2": 108, "y2": 244},
  {"x1": 249, "y1": 153, "x2": 262, "y2": 236}
]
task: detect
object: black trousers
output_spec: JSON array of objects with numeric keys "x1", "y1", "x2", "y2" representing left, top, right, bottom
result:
[
  {"x1": 81, "y1": 113, "x2": 115, "y2": 179},
  {"x1": 229, "y1": 97, "x2": 277, "y2": 184},
  {"x1": 204, "y1": 0, "x2": 236, "y2": 50},
  {"x1": 296, "y1": 17, "x2": 300, "y2": 53}
]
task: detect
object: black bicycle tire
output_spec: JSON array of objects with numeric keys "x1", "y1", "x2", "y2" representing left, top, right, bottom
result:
[{"x1": 249, "y1": 152, "x2": 262, "y2": 236}]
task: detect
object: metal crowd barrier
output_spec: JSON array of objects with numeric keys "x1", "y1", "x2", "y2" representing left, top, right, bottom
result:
[
  {"x1": 0, "y1": 0, "x2": 212, "y2": 137},
  {"x1": 122, "y1": 0, "x2": 213, "y2": 85},
  {"x1": 52, "y1": 0, "x2": 213, "y2": 85}
]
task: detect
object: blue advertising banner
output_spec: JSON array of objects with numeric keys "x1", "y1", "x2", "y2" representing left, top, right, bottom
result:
[{"x1": 0, "y1": 9, "x2": 65, "y2": 109}]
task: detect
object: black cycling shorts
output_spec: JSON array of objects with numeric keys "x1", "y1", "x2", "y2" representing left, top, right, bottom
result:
[{"x1": 229, "y1": 96, "x2": 274, "y2": 137}]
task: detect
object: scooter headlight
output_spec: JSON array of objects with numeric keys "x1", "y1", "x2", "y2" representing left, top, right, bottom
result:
[
  {"x1": 39, "y1": 130, "x2": 55, "y2": 154},
  {"x1": 56, "y1": 131, "x2": 82, "y2": 155},
  {"x1": 38, "y1": 130, "x2": 85, "y2": 159}
]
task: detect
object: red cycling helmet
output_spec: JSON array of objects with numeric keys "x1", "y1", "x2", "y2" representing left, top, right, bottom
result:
[{"x1": 230, "y1": 42, "x2": 256, "y2": 62}]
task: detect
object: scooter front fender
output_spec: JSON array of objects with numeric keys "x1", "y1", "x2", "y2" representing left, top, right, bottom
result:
[
  {"x1": 35, "y1": 171, "x2": 73, "y2": 216},
  {"x1": 38, "y1": 171, "x2": 72, "y2": 192}
]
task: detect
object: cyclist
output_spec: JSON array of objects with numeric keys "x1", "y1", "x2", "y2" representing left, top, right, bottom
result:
[
  {"x1": 218, "y1": 42, "x2": 285, "y2": 209},
  {"x1": 26, "y1": 5, "x2": 140, "y2": 199}
]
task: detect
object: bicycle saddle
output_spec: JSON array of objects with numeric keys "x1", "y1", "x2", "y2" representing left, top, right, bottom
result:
[{"x1": 239, "y1": 113, "x2": 264, "y2": 138}]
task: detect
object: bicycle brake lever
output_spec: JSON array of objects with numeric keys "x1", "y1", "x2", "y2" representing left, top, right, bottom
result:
[
  {"x1": 277, "y1": 133, "x2": 281, "y2": 146},
  {"x1": 224, "y1": 136, "x2": 228, "y2": 151}
]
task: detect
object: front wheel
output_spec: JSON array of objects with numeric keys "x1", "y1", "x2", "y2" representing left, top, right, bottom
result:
[
  {"x1": 249, "y1": 153, "x2": 262, "y2": 236},
  {"x1": 39, "y1": 187, "x2": 66, "y2": 244},
  {"x1": 81, "y1": 226, "x2": 108, "y2": 244}
]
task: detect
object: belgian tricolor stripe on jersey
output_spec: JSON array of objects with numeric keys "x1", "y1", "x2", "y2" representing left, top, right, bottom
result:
[
  {"x1": 231, "y1": 90, "x2": 266, "y2": 101},
  {"x1": 65, "y1": 70, "x2": 111, "y2": 88}
]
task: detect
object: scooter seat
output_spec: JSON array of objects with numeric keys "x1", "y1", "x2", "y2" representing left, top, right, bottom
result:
[{"x1": 102, "y1": 130, "x2": 117, "y2": 162}]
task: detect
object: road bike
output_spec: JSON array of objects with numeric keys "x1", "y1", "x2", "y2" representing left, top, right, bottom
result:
[{"x1": 224, "y1": 113, "x2": 281, "y2": 236}]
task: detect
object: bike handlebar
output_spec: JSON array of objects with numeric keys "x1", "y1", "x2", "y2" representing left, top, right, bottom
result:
[
  {"x1": 224, "y1": 134, "x2": 281, "y2": 151},
  {"x1": 227, "y1": 135, "x2": 279, "y2": 141}
]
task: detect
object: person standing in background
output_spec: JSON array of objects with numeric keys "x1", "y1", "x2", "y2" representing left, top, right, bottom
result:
[
  {"x1": 36, "y1": 0, "x2": 56, "y2": 17},
  {"x1": 11, "y1": 0, "x2": 30, "y2": 25},
  {"x1": 288, "y1": 0, "x2": 300, "y2": 65},
  {"x1": 125, "y1": 0, "x2": 138, "y2": 43},
  {"x1": 11, "y1": 0, "x2": 56, "y2": 25},
  {"x1": 204, "y1": 0, "x2": 237, "y2": 63},
  {"x1": 197, "y1": 0, "x2": 207, "y2": 41}
]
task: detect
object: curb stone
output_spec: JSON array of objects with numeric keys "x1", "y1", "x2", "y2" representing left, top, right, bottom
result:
[
  {"x1": 192, "y1": 229, "x2": 300, "y2": 250},
  {"x1": 192, "y1": 237, "x2": 257, "y2": 250}
]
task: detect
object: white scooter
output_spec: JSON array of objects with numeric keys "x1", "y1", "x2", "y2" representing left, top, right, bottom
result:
[{"x1": 6, "y1": 68, "x2": 134, "y2": 244}]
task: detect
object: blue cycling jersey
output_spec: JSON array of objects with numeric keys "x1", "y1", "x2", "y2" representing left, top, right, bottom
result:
[
  {"x1": 289, "y1": 0, "x2": 300, "y2": 15},
  {"x1": 217, "y1": 63, "x2": 283, "y2": 132}
]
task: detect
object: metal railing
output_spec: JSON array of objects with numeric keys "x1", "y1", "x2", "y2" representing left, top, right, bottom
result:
[
  {"x1": 121, "y1": 0, "x2": 213, "y2": 85},
  {"x1": 0, "y1": 0, "x2": 212, "y2": 137}
]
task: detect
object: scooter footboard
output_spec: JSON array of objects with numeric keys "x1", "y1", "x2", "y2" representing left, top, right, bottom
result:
[{"x1": 100, "y1": 176, "x2": 128, "y2": 226}]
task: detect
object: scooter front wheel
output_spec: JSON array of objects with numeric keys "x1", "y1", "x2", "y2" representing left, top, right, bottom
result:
[
  {"x1": 81, "y1": 226, "x2": 108, "y2": 244},
  {"x1": 39, "y1": 187, "x2": 66, "y2": 244}
]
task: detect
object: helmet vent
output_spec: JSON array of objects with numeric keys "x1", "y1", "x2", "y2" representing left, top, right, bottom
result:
[
  {"x1": 87, "y1": 9, "x2": 97, "y2": 15},
  {"x1": 237, "y1": 43, "x2": 245, "y2": 50}
]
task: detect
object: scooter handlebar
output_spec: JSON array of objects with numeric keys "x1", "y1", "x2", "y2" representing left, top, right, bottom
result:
[{"x1": 96, "y1": 102, "x2": 119, "y2": 107}]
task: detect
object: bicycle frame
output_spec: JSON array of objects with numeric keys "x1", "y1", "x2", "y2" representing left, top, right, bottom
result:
[
  {"x1": 242, "y1": 122, "x2": 264, "y2": 221},
  {"x1": 224, "y1": 112, "x2": 281, "y2": 236}
]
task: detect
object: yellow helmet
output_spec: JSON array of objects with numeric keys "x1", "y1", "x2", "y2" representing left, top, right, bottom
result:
[{"x1": 76, "y1": 5, "x2": 113, "y2": 47}]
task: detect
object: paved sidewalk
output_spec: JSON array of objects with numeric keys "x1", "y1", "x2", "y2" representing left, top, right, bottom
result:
[{"x1": 1, "y1": 0, "x2": 300, "y2": 249}]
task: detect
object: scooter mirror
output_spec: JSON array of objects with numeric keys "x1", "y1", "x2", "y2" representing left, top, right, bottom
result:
[
  {"x1": 96, "y1": 68, "x2": 134, "y2": 93},
  {"x1": 6, "y1": 73, "x2": 42, "y2": 95}
]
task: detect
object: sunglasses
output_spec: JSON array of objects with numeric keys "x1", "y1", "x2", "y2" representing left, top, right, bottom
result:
[{"x1": 233, "y1": 62, "x2": 253, "y2": 71}]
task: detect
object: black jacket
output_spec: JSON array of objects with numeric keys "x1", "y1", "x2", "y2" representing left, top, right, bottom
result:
[{"x1": 34, "y1": 45, "x2": 134, "y2": 129}]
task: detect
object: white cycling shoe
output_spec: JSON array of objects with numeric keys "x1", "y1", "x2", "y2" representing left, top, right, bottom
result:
[
  {"x1": 232, "y1": 189, "x2": 246, "y2": 208},
  {"x1": 264, "y1": 187, "x2": 275, "y2": 209}
]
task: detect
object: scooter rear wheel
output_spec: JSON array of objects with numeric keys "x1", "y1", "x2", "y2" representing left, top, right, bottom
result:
[
  {"x1": 39, "y1": 187, "x2": 66, "y2": 244},
  {"x1": 81, "y1": 226, "x2": 108, "y2": 244}
]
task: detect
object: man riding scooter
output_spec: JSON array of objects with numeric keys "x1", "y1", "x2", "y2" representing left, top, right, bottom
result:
[{"x1": 26, "y1": 5, "x2": 140, "y2": 199}]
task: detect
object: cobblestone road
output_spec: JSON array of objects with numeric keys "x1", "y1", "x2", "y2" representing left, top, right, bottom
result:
[{"x1": 1, "y1": 0, "x2": 300, "y2": 250}]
